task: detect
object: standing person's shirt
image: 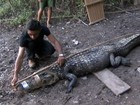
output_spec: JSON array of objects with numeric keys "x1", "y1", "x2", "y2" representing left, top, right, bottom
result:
[{"x1": 20, "y1": 25, "x2": 51, "y2": 48}]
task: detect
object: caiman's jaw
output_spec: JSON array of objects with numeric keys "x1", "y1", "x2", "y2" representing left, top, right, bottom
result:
[
  {"x1": 17, "y1": 72, "x2": 59, "y2": 91},
  {"x1": 34, "y1": 74, "x2": 55, "y2": 86},
  {"x1": 37, "y1": 72, "x2": 59, "y2": 86}
]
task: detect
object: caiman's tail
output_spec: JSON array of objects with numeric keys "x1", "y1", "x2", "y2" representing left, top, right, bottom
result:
[{"x1": 114, "y1": 34, "x2": 140, "y2": 56}]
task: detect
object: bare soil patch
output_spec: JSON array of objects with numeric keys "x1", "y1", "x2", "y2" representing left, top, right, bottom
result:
[{"x1": 0, "y1": 7, "x2": 140, "y2": 105}]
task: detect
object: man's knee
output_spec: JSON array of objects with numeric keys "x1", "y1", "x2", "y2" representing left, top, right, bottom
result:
[{"x1": 38, "y1": 8, "x2": 44, "y2": 13}]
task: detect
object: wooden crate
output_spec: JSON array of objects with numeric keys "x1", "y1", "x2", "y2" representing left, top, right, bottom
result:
[{"x1": 84, "y1": 0, "x2": 105, "y2": 25}]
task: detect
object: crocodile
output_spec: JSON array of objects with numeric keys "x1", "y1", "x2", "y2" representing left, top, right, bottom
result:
[{"x1": 17, "y1": 34, "x2": 140, "y2": 93}]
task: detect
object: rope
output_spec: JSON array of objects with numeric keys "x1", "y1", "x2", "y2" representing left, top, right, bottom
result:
[{"x1": 16, "y1": 33, "x2": 135, "y2": 86}]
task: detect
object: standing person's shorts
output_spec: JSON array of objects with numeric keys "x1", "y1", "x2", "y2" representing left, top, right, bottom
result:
[{"x1": 39, "y1": 0, "x2": 56, "y2": 9}]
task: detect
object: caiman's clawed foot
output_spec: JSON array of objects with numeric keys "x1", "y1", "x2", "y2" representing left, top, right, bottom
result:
[
  {"x1": 110, "y1": 53, "x2": 131, "y2": 67},
  {"x1": 110, "y1": 53, "x2": 121, "y2": 67},
  {"x1": 121, "y1": 58, "x2": 131, "y2": 66},
  {"x1": 65, "y1": 73, "x2": 77, "y2": 93},
  {"x1": 66, "y1": 86, "x2": 73, "y2": 93}
]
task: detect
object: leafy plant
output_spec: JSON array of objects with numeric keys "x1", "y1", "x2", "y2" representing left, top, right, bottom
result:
[{"x1": 0, "y1": 0, "x2": 134, "y2": 26}]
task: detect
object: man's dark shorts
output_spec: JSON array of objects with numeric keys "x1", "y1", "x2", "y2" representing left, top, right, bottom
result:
[
  {"x1": 39, "y1": 0, "x2": 56, "y2": 9},
  {"x1": 26, "y1": 40, "x2": 55, "y2": 60}
]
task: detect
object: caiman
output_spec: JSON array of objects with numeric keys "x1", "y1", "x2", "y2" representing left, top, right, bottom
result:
[{"x1": 16, "y1": 34, "x2": 140, "y2": 93}]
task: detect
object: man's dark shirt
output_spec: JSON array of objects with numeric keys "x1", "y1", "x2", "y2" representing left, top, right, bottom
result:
[{"x1": 20, "y1": 25, "x2": 51, "y2": 48}]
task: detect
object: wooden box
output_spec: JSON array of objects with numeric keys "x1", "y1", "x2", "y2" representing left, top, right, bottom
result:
[{"x1": 84, "y1": 0, "x2": 105, "y2": 25}]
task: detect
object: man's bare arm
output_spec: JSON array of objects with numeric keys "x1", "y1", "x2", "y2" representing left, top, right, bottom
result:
[
  {"x1": 47, "y1": 34, "x2": 65, "y2": 66},
  {"x1": 47, "y1": 34, "x2": 63, "y2": 54},
  {"x1": 11, "y1": 47, "x2": 25, "y2": 86}
]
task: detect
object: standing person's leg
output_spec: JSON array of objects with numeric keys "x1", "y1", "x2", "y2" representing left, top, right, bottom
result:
[
  {"x1": 46, "y1": 7, "x2": 52, "y2": 27},
  {"x1": 46, "y1": 0, "x2": 56, "y2": 27},
  {"x1": 37, "y1": 0, "x2": 47, "y2": 22}
]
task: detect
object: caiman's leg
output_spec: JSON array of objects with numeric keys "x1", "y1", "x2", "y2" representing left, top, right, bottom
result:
[
  {"x1": 63, "y1": 66, "x2": 77, "y2": 93},
  {"x1": 65, "y1": 73, "x2": 77, "y2": 93},
  {"x1": 110, "y1": 53, "x2": 131, "y2": 67}
]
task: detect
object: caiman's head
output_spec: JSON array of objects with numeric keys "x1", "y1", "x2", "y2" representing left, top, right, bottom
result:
[
  {"x1": 37, "y1": 71, "x2": 60, "y2": 86},
  {"x1": 16, "y1": 71, "x2": 59, "y2": 92},
  {"x1": 16, "y1": 63, "x2": 76, "y2": 93}
]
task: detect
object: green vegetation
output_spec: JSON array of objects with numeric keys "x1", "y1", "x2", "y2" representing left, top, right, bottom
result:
[
  {"x1": 0, "y1": 0, "x2": 133, "y2": 26},
  {"x1": 0, "y1": 0, "x2": 37, "y2": 26}
]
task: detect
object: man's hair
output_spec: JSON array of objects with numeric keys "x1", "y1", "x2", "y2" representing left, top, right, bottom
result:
[{"x1": 26, "y1": 19, "x2": 41, "y2": 31}]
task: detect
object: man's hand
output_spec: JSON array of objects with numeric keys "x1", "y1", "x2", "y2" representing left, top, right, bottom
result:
[{"x1": 57, "y1": 56, "x2": 65, "y2": 66}]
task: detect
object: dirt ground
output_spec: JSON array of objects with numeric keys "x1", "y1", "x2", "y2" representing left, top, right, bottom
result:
[{"x1": 0, "y1": 7, "x2": 140, "y2": 105}]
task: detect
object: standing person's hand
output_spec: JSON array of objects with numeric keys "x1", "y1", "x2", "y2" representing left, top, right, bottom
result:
[{"x1": 57, "y1": 56, "x2": 65, "y2": 66}]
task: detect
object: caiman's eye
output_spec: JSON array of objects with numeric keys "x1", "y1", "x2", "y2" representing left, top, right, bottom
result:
[{"x1": 42, "y1": 80, "x2": 47, "y2": 84}]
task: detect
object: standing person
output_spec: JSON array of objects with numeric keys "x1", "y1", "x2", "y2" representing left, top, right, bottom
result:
[
  {"x1": 37, "y1": 0, "x2": 55, "y2": 27},
  {"x1": 11, "y1": 19, "x2": 65, "y2": 88}
]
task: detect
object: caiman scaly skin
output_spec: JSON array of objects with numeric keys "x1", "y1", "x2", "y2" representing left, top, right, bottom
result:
[{"x1": 17, "y1": 34, "x2": 140, "y2": 93}]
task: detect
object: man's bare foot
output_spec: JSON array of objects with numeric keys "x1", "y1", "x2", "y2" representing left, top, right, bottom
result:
[
  {"x1": 47, "y1": 22, "x2": 51, "y2": 28},
  {"x1": 28, "y1": 59, "x2": 36, "y2": 68}
]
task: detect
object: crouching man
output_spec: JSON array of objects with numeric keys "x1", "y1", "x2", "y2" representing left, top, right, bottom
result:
[{"x1": 11, "y1": 19, "x2": 65, "y2": 88}]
